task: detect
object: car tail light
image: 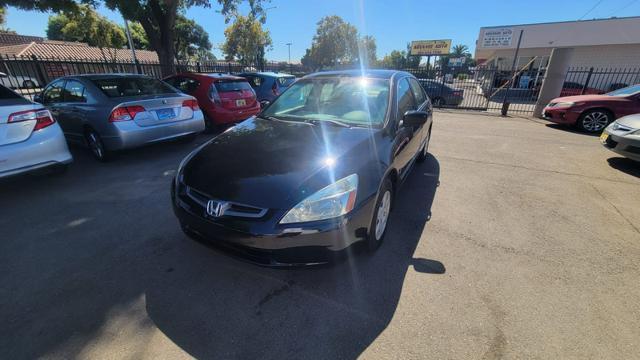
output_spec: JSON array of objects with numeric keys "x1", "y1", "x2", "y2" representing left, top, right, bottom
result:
[
  {"x1": 272, "y1": 81, "x2": 279, "y2": 96},
  {"x1": 182, "y1": 99, "x2": 199, "y2": 111},
  {"x1": 8, "y1": 108, "x2": 55, "y2": 131},
  {"x1": 453, "y1": 90, "x2": 463, "y2": 97},
  {"x1": 109, "y1": 105, "x2": 145, "y2": 122}
]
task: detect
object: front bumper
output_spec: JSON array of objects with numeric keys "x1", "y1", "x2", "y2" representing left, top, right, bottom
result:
[
  {"x1": 600, "y1": 128, "x2": 640, "y2": 162},
  {"x1": 103, "y1": 111, "x2": 205, "y2": 150},
  {"x1": 542, "y1": 106, "x2": 581, "y2": 125},
  {"x1": 0, "y1": 124, "x2": 73, "y2": 179},
  {"x1": 171, "y1": 179, "x2": 376, "y2": 265}
]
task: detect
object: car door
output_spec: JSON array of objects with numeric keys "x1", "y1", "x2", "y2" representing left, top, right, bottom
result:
[
  {"x1": 393, "y1": 77, "x2": 419, "y2": 179},
  {"x1": 408, "y1": 77, "x2": 431, "y2": 155},
  {"x1": 60, "y1": 79, "x2": 88, "y2": 144}
]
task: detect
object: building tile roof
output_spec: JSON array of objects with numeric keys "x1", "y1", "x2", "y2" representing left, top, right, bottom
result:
[
  {"x1": 0, "y1": 40, "x2": 158, "y2": 62},
  {"x1": 0, "y1": 32, "x2": 45, "y2": 47}
]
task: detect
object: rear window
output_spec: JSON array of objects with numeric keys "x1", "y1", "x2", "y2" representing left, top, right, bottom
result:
[
  {"x1": 277, "y1": 77, "x2": 295, "y2": 87},
  {"x1": 0, "y1": 85, "x2": 22, "y2": 100},
  {"x1": 215, "y1": 81, "x2": 253, "y2": 92},
  {"x1": 91, "y1": 77, "x2": 177, "y2": 98}
]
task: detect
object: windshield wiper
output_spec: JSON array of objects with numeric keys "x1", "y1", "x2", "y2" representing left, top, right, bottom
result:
[
  {"x1": 305, "y1": 118, "x2": 351, "y2": 128},
  {"x1": 258, "y1": 115, "x2": 315, "y2": 125}
]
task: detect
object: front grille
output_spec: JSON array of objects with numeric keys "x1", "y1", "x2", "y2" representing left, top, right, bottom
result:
[
  {"x1": 184, "y1": 186, "x2": 267, "y2": 219},
  {"x1": 626, "y1": 145, "x2": 640, "y2": 154}
]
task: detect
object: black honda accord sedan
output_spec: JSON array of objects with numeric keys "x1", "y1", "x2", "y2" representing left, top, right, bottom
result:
[{"x1": 172, "y1": 70, "x2": 433, "y2": 265}]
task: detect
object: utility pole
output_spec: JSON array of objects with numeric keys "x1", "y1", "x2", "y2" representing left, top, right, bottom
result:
[
  {"x1": 286, "y1": 43, "x2": 292, "y2": 64},
  {"x1": 123, "y1": 19, "x2": 139, "y2": 74},
  {"x1": 501, "y1": 29, "x2": 524, "y2": 116}
]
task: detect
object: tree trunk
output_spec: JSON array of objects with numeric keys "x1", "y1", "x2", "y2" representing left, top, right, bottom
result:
[{"x1": 136, "y1": 0, "x2": 178, "y2": 77}]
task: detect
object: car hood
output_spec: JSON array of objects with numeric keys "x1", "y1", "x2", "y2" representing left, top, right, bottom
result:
[
  {"x1": 550, "y1": 94, "x2": 617, "y2": 103},
  {"x1": 182, "y1": 117, "x2": 379, "y2": 209},
  {"x1": 616, "y1": 113, "x2": 640, "y2": 130}
]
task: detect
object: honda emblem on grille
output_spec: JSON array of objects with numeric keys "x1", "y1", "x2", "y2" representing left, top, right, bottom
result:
[{"x1": 206, "y1": 200, "x2": 230, "y2": 217}]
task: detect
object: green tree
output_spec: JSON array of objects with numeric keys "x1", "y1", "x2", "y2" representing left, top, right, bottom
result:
[
  {"x1": 5, "y1": 0, "x2": 267, "y2": 75},
  {"x1": 451, "y1": 44, "x2": 470, "y2": 57},
  {"x1": 175, "y1": 15, "x2": 212, "y2": 62},
  {"x1": 127, "y1": 21, "x2": 150, "y2": 50},
  {"x1": 357, "y1": 35, "x2": 377, "y2": 67},
  {"x1": 46, "y1": 5, "x2": 126, "y2": 62},
  {"x1": 0, "y1": 6, "x2": 7, "y2": 30},
  {"x1": 221, "y1": 14, "x2": 271, "y2": 65},
  {"x1": 379, "y1": 50, "x2": 407, "y2": 69},
  {"x1": 301, "y1": 15, "x2": 358, "y2": 69}
]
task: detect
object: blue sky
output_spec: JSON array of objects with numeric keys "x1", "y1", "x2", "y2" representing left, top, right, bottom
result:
[{"x1": 5, "y1": 0, "x2": 640, "y2": 61}]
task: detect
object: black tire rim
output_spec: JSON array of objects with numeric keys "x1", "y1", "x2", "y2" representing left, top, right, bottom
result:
[
  {"x1": 434, "y1": 98, "x2": 442, "y2": 107},
  {"x1": 87, "y1": 132, "x2": 104, "y2": 159}
]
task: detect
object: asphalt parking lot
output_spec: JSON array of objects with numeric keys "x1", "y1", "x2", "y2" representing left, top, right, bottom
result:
[{"x1": 2, "y1": 111, "x2": 639, "y2": 359}]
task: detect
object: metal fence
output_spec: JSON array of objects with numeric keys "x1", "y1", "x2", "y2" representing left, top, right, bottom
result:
[
  {"x1": 0, "y1": 54, "x2": 307, "y2": 101},
  {"x1": 563, "y1": 66, "x2": 640, "y2": 96}
]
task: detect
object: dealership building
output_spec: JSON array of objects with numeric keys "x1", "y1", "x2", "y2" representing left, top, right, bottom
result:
[{"x1": 475, "y1": 16, "x2": 640, "y2": 72}]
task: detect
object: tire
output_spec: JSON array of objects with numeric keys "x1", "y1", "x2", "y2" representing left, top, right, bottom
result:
[
  {"x1": 203, "y1": 114, "x2": 216, "y2": 134},
  {"x1": 432, "y1": 97, "x2": 445, "y2": 107},
  {"x1": 578, "y1": 109, "x2": 612, "y2": 133},
  {"x1": 367, "y1": 178, "x2": 394, "y2": 252},
  {"x1": 417, "y1": 126, "x2": 432, "y2": 163},
  {"x1": 84, "y1": 129, "x2": 110, "y2": 162}
]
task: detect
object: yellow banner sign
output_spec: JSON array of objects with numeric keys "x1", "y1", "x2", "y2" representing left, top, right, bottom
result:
[{"x1": 410, "y1": 40, "x2": 452, "y2": 56}]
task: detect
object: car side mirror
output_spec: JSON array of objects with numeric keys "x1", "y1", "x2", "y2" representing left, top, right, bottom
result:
[
  {"x1": 403, "y1": 110, "x2": 428, "y2": 127},
  {"x1": 260, "y1": 100, "x2": 270, "y2": 109},
  {"x1": 33, "y1": 93, "x2": 43, "y2": 104}
]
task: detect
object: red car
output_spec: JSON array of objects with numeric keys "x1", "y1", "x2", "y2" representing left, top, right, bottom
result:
[
  {"x1": 543, "y1": 84, "x2": 640, "y2": 133},
  {"x1": 558, "y1": 81, "x2": 604, "y2": 97},
  {"x1": 164, "y1": 73, "x2": 261, "y2": 132}
]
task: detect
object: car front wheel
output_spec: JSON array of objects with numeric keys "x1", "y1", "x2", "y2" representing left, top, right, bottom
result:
[
  {"x1": 367, "y1": 178, "x2": 393, "y2": 252},
  {"x1": 578, "y1": 109, "x2": 612, "y2": 133}
]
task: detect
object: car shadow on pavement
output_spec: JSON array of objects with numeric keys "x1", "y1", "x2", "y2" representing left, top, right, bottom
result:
[
  {"x1": 544, "y1": 123, "x2": 599, "y2": 137},
  {"x1": 143, "y1": 154, "x2": 442, "y2": 359},
  {"x1": 607, "y1": 157, "x2": 640, "y2": 178},
  {"x1": 0, "y1": 149, "x2": 439, "y2": 359}
]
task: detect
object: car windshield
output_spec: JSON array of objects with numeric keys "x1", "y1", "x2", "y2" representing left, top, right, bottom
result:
[
  {"x1": 607, "y1": 84, "x2": 640, "y2": 96},
  {"x1": 91, "y1": 77, "x2": 178, "y2": 98},
  {"x1": 277, "y1": 77, "x2": 295, "y2": 87},
  {"x1": 262, "y1": 77, "x2": 390, "y2": 127}
]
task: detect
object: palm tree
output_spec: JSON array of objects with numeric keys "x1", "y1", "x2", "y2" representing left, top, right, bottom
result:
[{"x1": 451, "y1": 44, "x2": 469, "y2": 57}]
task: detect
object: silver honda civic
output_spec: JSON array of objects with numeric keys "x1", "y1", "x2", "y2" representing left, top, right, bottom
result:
[
  {"x1": 600, "y1": 113, "x2": 640, "y2": 162},
  {"x1": 0, "y1": 84, "x2": 72, "y2": 179},
  {"x1": 36, "y1": 74, "x2": 205, "y2": 161}
]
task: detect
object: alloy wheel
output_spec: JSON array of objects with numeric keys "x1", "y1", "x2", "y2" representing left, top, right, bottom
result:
[
  {"x1": 582, "y1": 111, "x2": 609, "y2": 132},
  {"x1": 375, "y1": 190, "x2": 392, "y2": 240},
  {"x1": 87, "y1": 132, "x2": 104, "y2": 160}
]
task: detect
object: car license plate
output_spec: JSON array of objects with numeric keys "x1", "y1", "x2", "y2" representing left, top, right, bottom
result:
[
  {"x1": 600, "y1": 132, "x2": 609, "y2": 143},
  {"x1": 235, "y1": 99, "x2": 246, "y2": 107},
  {"x1": 156, "y1": 108, "x2": 175, "y2": 120}
]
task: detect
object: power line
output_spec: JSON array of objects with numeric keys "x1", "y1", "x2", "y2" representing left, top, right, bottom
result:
[
  {"x1": 608, "y1": 0, "x2": 639, "y2": 16},
  {"x1": 578, "y1": 0, "x2": 605, "y2": 20}
]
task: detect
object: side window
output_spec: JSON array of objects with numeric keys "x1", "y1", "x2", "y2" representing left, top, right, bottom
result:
[
  {"x1": 63, "y1": 80, "x2": 86, "y2": 102},
  {"x1": 169, "y1": 77, "x2": 199, "y2": 94},
  {"x1": 397, "y1": 78, "x2": 416, "y2": 118},
  {"x1": 408, "y1": 78, "x2": 426, "y2": 105},
  {"x1": 247, "y1": 76, "x2": 262, "y2": 88},
  {"x1": 42, "y1": 80, "x2": 65, "y2": 104}
]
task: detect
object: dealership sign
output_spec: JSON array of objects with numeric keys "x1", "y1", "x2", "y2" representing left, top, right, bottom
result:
[
  {"x1": 410, "y1": 39, "x2": 452, "y2": 56},
  {"x1": 448, "y1": 57, "x2": 466, "y2": 67},
  {"x1": 481, "y1": 28, "x2": 513, "y2": 48}
]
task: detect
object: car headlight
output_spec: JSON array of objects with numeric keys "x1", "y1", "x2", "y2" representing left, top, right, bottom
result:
[
  {"x1": 280, "y1": 174, "x2": 358, "y2": 224},
  {"x1": 552, "y1": 102, "x2": 575, "y2": 108}
]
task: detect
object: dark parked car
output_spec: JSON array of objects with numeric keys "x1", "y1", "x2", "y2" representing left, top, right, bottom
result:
[
  {"x1": 238, "y1": 72, "x2": 296, "y2": 103},
  {"x1": 418, "y1": 79, "x2": 463, "y2": 106},
  {"x1": 164, "y1": 73, "x2": 260, "y2": 132},
  {"x1": 543, "y1": 84, "x2": 640, "y2": 133},
  {"x1": 172, "y1": 70, "x2": 434, "y2": 265},
  {"x1": 36, "y1": 74, "x2": 205, "y2": 161}
]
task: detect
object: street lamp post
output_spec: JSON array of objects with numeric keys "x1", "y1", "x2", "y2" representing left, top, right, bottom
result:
[{"x1": 286, "y1": 43, "x2": 292, "y2": 64}]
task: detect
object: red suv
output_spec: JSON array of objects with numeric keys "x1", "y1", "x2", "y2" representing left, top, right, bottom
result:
[{"x1": 164, "y1": 73, "x2": 261, "y2": 132}]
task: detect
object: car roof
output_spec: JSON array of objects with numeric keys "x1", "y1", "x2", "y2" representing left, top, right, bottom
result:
[
  {"x1": 176, "y1": 72, "x2": 247, "y2": 81},
  {"x1": 303, "y1": 69, "x2": 410, "y2": 80},
  {"x1": 239, "y1": 71, "x2": 294, "y2": 78},
  {"x1": 64, "y1": 73, "x2": 152, "y2": 80}
]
